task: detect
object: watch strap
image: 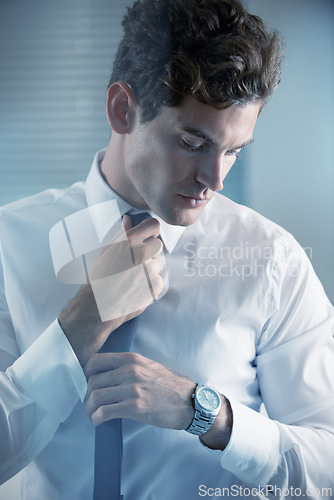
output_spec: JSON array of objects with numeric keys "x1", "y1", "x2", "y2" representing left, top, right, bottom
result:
[
  {"x1": 186, "y1": 407, "x2": 218, "y2": 436},
  {"x1": 186, "y1": 384, "x2": 220, "y2": 436}
]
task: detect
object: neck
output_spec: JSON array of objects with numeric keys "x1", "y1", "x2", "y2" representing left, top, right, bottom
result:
[{"x1": 100, "y1": 141, "x2": 148, "y2": 210}]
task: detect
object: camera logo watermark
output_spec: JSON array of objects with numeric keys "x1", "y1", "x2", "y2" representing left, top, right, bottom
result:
[{"x1": 49, "y1": 200, "x2": 168, "y2": 322}]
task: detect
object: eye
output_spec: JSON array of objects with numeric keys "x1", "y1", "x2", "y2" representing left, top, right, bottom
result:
[
  {"x1": 180, "y1": 136, "x2": 206, "y2": 152},
  {"x1": 226, "y1": 149, "x2": 242, "y2": 160}
]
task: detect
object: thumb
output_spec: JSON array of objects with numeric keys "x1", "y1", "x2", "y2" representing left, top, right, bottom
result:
[
  {"x1": 122, "y1": 214, "x2": 133, "y2": 232},
  {"x1": 110, "y1": 214, "x2": 133, "y2": 245}
]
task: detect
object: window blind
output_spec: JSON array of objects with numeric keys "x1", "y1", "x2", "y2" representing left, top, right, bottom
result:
[{"x1": 0, "y1": 0, "x2": 247, "y2": 207}]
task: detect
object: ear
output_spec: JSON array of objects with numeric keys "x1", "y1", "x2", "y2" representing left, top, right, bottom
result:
[{"x1": 106, "y1": 82, "x2": 138, "y2": 134}]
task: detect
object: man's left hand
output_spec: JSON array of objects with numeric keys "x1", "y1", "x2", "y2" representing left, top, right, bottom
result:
[{"x1": 84, "y1": 352, "x2": 196, "y2": 429}]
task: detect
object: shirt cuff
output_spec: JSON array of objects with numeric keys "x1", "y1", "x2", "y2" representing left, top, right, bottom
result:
[
  {"x1": 207, "y1": 399, "x2": 281, "y2": 486},
  {"x1": 6, "y1": 319, "x2": 87, "y2": 422}
]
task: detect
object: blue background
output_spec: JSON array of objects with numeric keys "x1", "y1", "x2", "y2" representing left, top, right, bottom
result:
[{"x1": 0, "y1": 0, "x2": 333, "y2": 495}]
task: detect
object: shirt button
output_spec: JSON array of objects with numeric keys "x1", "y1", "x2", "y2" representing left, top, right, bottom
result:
[{"x1": 240, "y1": 463, "x2": 249, "y2": 471}]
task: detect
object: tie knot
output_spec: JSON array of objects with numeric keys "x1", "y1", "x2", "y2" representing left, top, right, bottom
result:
[
  {"x1": 127, "y1": 211, "x2": 151, "y2": 227},
  {"x1": 126, "y1": 210, "x2": 163, "y2": 245}
]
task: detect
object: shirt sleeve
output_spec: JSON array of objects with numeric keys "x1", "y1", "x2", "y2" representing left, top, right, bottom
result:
[
  {"x1": 209, "y1": 236, "x2": 334, "y2": 496},
  {"x1": 0, "y1": 247, "x2": 87, "y2": 484}
]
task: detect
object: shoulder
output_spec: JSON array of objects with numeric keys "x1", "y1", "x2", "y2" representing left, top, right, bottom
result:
[
  {"x1": 192, "y1": 193, "x2": 305, "y2": 279},
  {"x1": 199, "y1": 193, "x2": 294, "y2": 245},
  {"x1": 0, "y1": 182, "x2": 87, "y2": 230}
]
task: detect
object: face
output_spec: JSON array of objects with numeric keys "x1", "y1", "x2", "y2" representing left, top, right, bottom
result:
[{"x1": 109, "y1": 96, "x2": 261, "y2": 226}]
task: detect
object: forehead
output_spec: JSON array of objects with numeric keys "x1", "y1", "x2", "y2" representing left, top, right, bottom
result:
[{"x1": 153, "y1": 96, "x2": 261, "y2": 147}]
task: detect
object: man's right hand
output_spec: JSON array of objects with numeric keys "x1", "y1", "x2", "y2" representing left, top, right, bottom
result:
[{"x1": 58, "y1": 215, "x2": 164, "y2": 366}]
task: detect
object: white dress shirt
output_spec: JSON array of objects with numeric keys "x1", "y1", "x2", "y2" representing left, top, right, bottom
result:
[{"x1": 0, "y1": 149, "x2": 333, "y2": 499}]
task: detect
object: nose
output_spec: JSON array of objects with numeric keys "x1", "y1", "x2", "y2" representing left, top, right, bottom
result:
[{"x1": 195, "y1": 154, "x2": 233, "y2": 192}]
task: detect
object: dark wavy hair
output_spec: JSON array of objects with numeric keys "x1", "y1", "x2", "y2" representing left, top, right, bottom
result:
[{"x1": 109, "y1": 0, "x2": 284, "y2": 123}]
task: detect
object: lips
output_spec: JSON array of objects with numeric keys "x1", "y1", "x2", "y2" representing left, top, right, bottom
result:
[
  {"x1": 179, "y1": 195, "x2": 210, "y2": 207},
  {"x1": 183, "y1": 195, "x2": 207, "y2": 200}
]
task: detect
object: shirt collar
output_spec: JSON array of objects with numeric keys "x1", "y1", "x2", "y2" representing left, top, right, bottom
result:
[{"x1": 85, "y1": 149, "x2": 187, "y2": 253}]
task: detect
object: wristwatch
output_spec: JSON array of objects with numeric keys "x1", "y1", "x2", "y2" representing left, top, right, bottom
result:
[{"x1": 186, "y1": 384, "x2": 222, "y2": 436}]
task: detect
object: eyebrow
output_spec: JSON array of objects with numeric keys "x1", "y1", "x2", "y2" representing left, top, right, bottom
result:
[{"x1": 180, "y1": 126, "x2": 254, "y2": 151}]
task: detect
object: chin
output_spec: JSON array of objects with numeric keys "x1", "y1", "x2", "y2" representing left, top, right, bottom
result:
[{"x1": 166, "y1": 208, "x2": 202, "y2": 227}]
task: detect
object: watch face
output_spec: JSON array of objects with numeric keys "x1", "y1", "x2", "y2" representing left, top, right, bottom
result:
[{"x1": 197, "y1": 387, "x2": 220, "y2": 411}]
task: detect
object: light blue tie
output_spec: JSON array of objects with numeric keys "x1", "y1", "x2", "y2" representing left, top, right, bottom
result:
[{"x1": 93, "y1": 212, "x2": 150, "y2": 500}]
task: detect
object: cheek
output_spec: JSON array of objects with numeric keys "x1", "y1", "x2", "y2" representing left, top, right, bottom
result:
[
  {"x1": 131, "y1": 134, "x2": 186, "y2": 190},
  {"x1": 149, "y1": 147, "x2": 180, "y2": 186},
  {"x1": 222, "y1": 158, "x2": 236, "y2": 180},
  {"x1": 164, "y1": 148, "x2": 197, "y2": 184}
]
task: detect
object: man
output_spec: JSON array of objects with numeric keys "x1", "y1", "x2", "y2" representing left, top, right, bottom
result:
[{"x1": 0, "y1": 0, "x2": 333, "y2": 498}]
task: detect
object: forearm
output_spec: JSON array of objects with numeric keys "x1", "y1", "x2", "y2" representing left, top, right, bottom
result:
[
  {"x1": 0, "y1": 369, "x2": 59, "y2": 484},
  {"x1": 0, "y1": 320, "x2": 87, "y2": 484},
  {"x1": 58, "y1": 283, "x2": 118, "y2": 367},
  {"x1": 199, "y1": 395, "x2": 233, "y2": 451},
  {"x1": 202, "y1": 399, "x2": 334, "y2": 496},
  {"x1": 273, "y1": 416, "x2": 334, "y2": 495},
  {"x1": 58, "y1": 218, "x2": 164, "y2": 367}
]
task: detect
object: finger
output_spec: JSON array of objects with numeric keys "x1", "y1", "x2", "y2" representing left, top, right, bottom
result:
[
  {"x1": 84, "y1": 351, "x2": 142, "y2": 379},
  {"x1": 132, "y1": 236, "x2": 163, "y2": 265},
  {"x1": 85, "y1": 352, "x2": 124, "y2": 379},
  {"x1": 109, "y1": 218, "x2": 162, "y2": 265},
  {"x1": 87, "y1": 369, "x2": 119, "y2": 396},
  {"x1": 86, "y1": 358, "x2": 142, "y2": 395},
  {"x1": 86, "y1": 381, "x2": 138, "y2": 422},
  {"x1": 127, "y1": 218, "x2": 161, "y2": 243},
  {"x1": 86, "y1": 385, "x2": 122, "y2": 422},
  {"x1": 91, "y1": 400, "x2": 129, "y2": 426},
  {"x1": 144, "y1": 262, "x2": 164, "y2": 300},
  {"x1": 122, "y1": 214, "x2": 132, "y2": 232},
  {"x1": 145, "y1": 255, "x2": 165, "y2": 281},
  {"x1": 111, "y1": 214, "x2": 133, "y2": 245},
  {"x1": 144, "y1": 236, "x2": 163, "y2": 257},
  {"x1": 151, "y1": 254, "x2": 165, "y2": 274}
]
